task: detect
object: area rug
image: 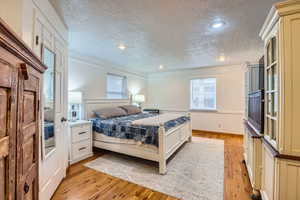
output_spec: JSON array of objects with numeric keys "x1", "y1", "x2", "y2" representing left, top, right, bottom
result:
[{"x1": 85, "y1": 137, "x2": 224, "y2": 200}]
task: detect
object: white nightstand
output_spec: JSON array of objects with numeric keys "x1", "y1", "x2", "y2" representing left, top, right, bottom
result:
[{"x1": 68, "y1": 120, "x2": 93, "y2": 165}]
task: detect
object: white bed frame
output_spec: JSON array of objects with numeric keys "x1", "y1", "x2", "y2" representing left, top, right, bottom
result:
[{"x1": 85, "y1": 99, "x2": 192, "y2": 174}]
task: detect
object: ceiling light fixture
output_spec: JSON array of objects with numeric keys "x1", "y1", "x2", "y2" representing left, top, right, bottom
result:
[
  {"x1": 212, "y1": 20, "x2": 225, "y2": 29},
  {"x1": 218, "y1": 55, "x2": 226, "y2": 62},
  {"x1": 118, "y1": 44, "x2": 126, "y2": 50},
  {"x1": 159, "y1": 65, "x2": 164, "y2": 70}
]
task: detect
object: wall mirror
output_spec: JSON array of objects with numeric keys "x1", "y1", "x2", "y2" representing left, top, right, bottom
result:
[{"x1": 42, "y1": 45, "x2": 56, "y2": 159}]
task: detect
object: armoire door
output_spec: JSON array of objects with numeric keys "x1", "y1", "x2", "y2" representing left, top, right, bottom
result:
[
  {"x1": 0, "y1": 54, "x2": 18, "y2": 200},
  {"x1": 16, "y1": 65, "x2": 41, "y2": 200}
]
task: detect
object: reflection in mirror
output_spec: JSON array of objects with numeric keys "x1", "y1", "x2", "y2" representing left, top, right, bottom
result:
[{"x1": 42, "y1": 45, "x2": 56, "y2": 158}]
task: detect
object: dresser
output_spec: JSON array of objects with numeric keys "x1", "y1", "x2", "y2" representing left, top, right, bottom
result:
[
  {"x1": 68, "y1": 120, "x2": 93, "y2": 164},
  {"x1": 0, "y1": 19, "x2": 46, "y2": 200}
]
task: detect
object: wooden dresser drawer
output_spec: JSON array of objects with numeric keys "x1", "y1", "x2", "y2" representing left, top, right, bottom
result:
[
  {"x1": 71, "y1": 140, "x2": 91, "y2": 160},
  {"x1": 71, "y1": 125, "x2": 90, "y2": 143}
]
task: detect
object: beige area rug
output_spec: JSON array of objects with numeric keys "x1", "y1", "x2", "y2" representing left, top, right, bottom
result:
[{"x1": 85, "y1": 137, "x2": 224, "y2": 200}]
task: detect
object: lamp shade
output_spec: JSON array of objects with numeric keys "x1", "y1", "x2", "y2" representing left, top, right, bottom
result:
[
  {"x1": 133, "y1": 94, "x2": 145, "y2": 103},
  {"x1": 69, "y1": 91, "x2": 82, "y2": 104}
]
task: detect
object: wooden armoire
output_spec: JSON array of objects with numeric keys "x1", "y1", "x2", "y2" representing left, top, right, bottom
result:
[{"x1": 0, "y1": 18, "x2": 46, "y2": 200}]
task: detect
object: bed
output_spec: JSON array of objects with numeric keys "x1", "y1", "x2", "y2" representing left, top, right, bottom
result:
[
  {"x1": 86, "y1": 100, "x2": 192, "y2": 174},
  {"x1": 43, "y1": 121, "x2": 55, "y2": 154}
]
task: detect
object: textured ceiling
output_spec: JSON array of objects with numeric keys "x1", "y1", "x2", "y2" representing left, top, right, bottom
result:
[{"x1": 50, "y1": 0, "x2": 280, "y2": 73}]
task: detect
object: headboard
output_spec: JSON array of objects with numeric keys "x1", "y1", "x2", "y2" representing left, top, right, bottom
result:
[{"x1": 84, "y1": 99, "x2": 131, "y2": 119}]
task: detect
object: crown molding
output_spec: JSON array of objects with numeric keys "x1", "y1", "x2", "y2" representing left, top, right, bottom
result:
[
  {"x1": 260, "y1": 0, "x2": 300, "y2": 40},
  {"x1": 69, "y1": 50, "x2": 147, "y2": 79},
  {"x1": 83, "y1": 98, "x2": 130, "y2": 104},
  {"x1": 275, "y1": 0, "x2": 300, "y2": 16},
  {"x1": 157, "y1": 108, "x2": 244, "y2": 115},
  {"x1": 147, "y1": 62, "x2": 246, "y2": 76},
  {"x1": 32, "y1": 0, "x2": 69, "y2": 44},
  {"x1": 48, "y1": 0, "x2": 69, "y2": 30},
  {"x1": 259, "y1": 6, "x2": 279, "y2": 41}
]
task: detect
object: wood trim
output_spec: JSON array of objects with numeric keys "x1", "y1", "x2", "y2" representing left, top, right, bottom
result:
[
  {"x1": 0, "y1": 17, "x2": 47, "y2": 73},
  {"x1": 192, "y1": 129, "x2": 243, "y2": 138},
  {"x1": 0, "y1": 137, "x2": 9, "y2": 158},
  {"x1": 0, "y1": 18, "x2": 44, "y2": 200},
  {"x1": 20, "y1": 63, "x2": 29, "y2": 80},
  {"x1": 259, "y1": 6, "x2": 279, "y2": 40},
  {"x1": 244, "y1": 120, "x2": 262, "y2": 138},
  {"x1": 262, "y1": 137, "x2": 300, "y2": 161},
  {"x1": 275, "y1": 0, "x2": 300, "y2": 16},
  {"x1": 262, "y1": 137, "x2": 279, "y2": 157}
]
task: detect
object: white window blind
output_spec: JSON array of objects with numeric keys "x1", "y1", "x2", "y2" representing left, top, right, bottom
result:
[
  {"x1": 106, "y1": 73, "x2": 128, "y2": 99},
  {"x1": 190, "y1": 78, "x2": 216, "y2": 110}
]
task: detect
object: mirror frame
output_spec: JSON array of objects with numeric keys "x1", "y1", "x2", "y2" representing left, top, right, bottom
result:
[{"x1": 41, "y1": 43, "x2": 57, "y2": 160}]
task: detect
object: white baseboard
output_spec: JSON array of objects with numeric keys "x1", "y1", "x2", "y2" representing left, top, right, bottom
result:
[{"x1": 69, "y1": 153, "x2": 93, "y2": 165}]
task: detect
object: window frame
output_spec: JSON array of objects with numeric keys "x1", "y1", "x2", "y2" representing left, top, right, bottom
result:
[
  {"x1": 189, "y1": 77, "x2": 217, "y2": 111},
  {"x1": 106, "y1": 73, "x2": 128, "y2": 99},
  {"x1": 264, "y1": 34, "x2": 278, "y2": 146}
]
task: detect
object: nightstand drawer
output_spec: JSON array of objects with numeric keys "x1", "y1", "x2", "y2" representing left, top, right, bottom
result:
[
  {"x1": 71, "y1": 140, "x2": 91, "y2": 160},
  {"x1": 71, "y1": 125, "x2": 90, "y2": 143}
]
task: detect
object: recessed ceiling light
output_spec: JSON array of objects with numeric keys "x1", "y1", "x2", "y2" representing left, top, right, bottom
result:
[
  {"x1": 159, "y1": 65, "x2": 164, "y2": 70},
  {"x1": 218, "y1": 55, "x2": 225, "y2": 62},
  {"x1": 118, "y1": 44, "x2": 126, "y2": 50},
  {"x1": 212, "y1": 20, "x2": 225, "y2": 29}
]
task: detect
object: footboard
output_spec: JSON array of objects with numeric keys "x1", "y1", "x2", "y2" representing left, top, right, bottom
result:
[{"x1": 158, "y1": 113, "x2": 192, "y2": 174}]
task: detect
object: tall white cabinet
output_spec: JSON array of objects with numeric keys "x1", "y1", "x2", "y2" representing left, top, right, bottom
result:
[
  {"x1": 244, "y1": 63, "x2": 264, "y2": 199},
  {"x1": 245, "y1": 1, "x2": 300, "y2": 200}
]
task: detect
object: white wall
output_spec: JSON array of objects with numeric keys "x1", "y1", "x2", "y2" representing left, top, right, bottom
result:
[
  {"x1": 0, "y1": 0, "x2": 68, "y2": 48},
  {"x1": 69, "y1": 54, "x2": 147, "y2": 103},
  {"x1": 0, "y1": 0, "x2": 23, "y2": 36},
  {"x1": 146, "y1": 65, "x2": 246, "y2": 134}
]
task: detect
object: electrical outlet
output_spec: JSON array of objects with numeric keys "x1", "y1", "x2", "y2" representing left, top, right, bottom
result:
[{"x1": 218, "y1": 123, "x2": 222, "y2": 128}]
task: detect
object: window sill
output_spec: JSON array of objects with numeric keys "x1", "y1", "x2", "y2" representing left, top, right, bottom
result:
[
  {"x1": 105, "y1": 98, "x2": 130, "y2": 100},
  {"x1": 189, "y1": 109, "x2": 218, "y2": 113}
]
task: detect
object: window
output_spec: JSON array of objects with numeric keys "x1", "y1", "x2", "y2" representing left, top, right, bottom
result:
[
  {"x1": 106, "y1": 73, "x2": 128, "y2": 99},
  {"x1": 190, "y1": 78, "x2": 216, "y2": 110}
]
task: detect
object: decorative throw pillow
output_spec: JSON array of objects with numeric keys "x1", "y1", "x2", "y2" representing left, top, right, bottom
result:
[
  {"x1": 93, "y1": 107, "x2": 127, "y2": 119},
  {"x1": 119, "y1": 105, "x2": 141, "y2": 115}
]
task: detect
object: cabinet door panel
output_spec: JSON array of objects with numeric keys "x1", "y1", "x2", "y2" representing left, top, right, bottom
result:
[
  {"x1": 261, "y1": 145, "x2": 275, "y2": 200},
  {"x1": 0, "y1": 56, "x2": 18, "y2": 200},
  {"x1": 17, "y1": 66, "x2": 41, "y2": 200},
  {"x1": 281, "y1": 13, "x2": 300, "y2": 155},
  {"x1": 0, "y1": 64, "x2": 12, "y2": 88}
]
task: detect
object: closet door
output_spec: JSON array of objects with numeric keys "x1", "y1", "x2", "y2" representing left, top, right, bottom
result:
[
  {"x1": 16, "y1": 65, "x2": 41, "y2": 200},
  {"x1": 0, "y1": 52, "x2": 18, "y2": 200}
]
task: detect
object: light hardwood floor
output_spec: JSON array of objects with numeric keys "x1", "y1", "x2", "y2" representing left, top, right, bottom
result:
[{"x1": 51, "y1": 131, "x2": 252, "y2": 200}]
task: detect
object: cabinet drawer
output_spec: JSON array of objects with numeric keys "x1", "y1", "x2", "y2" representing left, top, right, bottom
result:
[
  {"x1": 71, "y1": 140, "x2": 91, "y2": 160},
  {"x1": 71, "y1": 125, "x2": 90, "y2": 143}
]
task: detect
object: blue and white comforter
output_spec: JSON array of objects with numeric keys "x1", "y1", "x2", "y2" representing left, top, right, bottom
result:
[
  {"x1": 44, "y1": 121, "x2": 54, "y2": 140},
  {"x1": 91, "y1": 113, "x2": 190, "y2": 147}
]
